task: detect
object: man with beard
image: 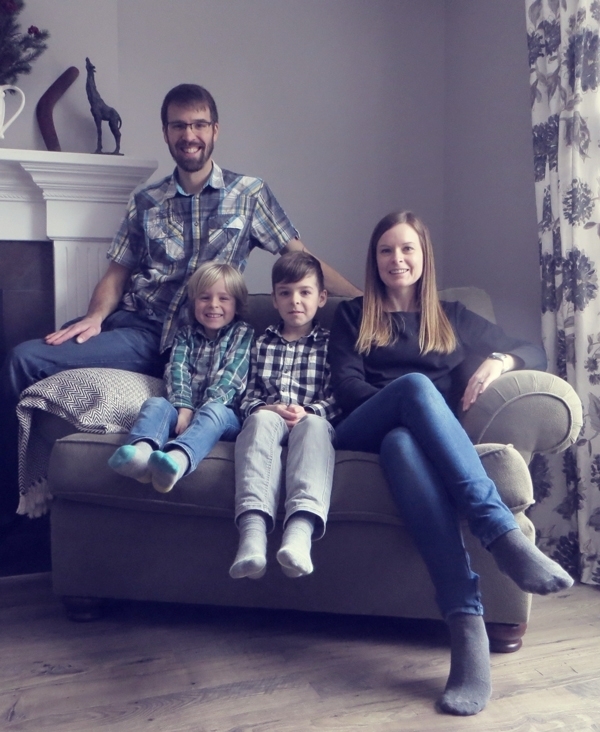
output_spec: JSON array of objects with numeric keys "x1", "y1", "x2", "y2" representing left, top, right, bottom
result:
[{"x1": 0, "y1": 83, "x2": 359, "y2": 526}]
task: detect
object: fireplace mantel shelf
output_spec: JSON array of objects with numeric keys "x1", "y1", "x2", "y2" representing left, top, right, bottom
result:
[
  {"x1": 0, "y1": 147, "x2": 158, "y2": 327},
  {"x1": 1, "y1": 148, "x2": 158, "y2": 205}
]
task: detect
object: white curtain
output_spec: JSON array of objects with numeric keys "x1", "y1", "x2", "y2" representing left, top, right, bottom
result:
[{"x1": 526, "y1": 0, "x2": 600, "y2": 584}]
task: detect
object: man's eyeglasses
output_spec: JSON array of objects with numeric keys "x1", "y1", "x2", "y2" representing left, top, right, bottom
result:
[{"x1": 166, "y1": 121, "x2": 213, "y2": 134}]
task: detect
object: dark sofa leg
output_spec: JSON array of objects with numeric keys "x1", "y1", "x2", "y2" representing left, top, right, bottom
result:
[
  {"x1": 62, "y1": 596, "x2": 104, "y2": 622},
  {"x1": 485, "y1": 622, "x2": 527, "y2": 653}
]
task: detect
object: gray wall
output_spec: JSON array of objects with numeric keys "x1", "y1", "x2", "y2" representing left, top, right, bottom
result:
[
  {"x1": 444, "y1": 0, "x2": 540, "y2": 340},
  {"x1": 2, "y1": 0, "x2": 540, "y2": 341}
]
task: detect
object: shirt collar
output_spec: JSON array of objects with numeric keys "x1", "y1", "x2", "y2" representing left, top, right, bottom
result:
[
  {"x1": 193, "y1": 316, "x2": 237, "y2": 342},
  {"x1": 266, "y1": 321, "x2": 325, "y2": 343},
  {"x1": 172, "y1": 161, "x2": 225, "y2": 197}
]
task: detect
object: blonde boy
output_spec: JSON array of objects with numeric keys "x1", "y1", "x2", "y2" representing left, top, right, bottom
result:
[{"x1": 109, "y1": 262, "x2": 252, "y2": 493}]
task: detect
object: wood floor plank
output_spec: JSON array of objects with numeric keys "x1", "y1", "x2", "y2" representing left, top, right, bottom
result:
[{"x1": 1, "y1": 575, "x2": 600, "y2": 731}]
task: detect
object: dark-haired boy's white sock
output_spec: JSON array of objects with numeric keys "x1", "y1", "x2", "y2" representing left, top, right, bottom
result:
[
  {"x1": 230, "y1": 511, "x2": 268, "y2": 579},
  {"x1": 276, "y1": 513, "x2": 315, "y2": 578}
]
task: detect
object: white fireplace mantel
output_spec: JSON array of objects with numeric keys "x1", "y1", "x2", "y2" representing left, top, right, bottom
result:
[{"x1": 0, "y1": 148, "x2": 158, "y2": 327}]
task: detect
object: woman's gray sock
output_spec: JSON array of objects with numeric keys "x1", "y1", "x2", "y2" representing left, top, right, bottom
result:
[
  {"x1": 437, "y1": 613, "x2": 491, "y2": 716},
  {"x1": 489, "y1": 528, "x2": 574, "y2": 595},
  {"x1": 230, "y1": 511, "x2": 268, "y2": 579}
]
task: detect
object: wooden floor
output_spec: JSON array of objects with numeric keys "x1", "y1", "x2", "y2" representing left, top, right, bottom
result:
[{"x1": 0, "y1": 574, "x2": 599, "y2": 732}]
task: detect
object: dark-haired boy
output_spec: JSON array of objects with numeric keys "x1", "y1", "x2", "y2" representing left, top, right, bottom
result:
[{"x1": 230, "y1": 251, "x2": 340, "y2": 580}]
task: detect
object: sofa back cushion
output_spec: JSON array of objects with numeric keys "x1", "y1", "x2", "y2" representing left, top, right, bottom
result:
[{"x1": 245, "y1": 286, "x2": 495, "y2": 335}]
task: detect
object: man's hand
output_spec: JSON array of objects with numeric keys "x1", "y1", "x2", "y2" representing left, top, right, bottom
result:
[
  {"x1": 175, "y1": 408, "x2": 194, "y2": 435},
  {"x1": 44, "y1": 316, "x2": 103, "y2": 346},
  {"x1": 44, "y1": 261, "x2": 131, "y2": 347},
  {"x1": 258, "y1": 403, "x2": 307, "y2": 429}
]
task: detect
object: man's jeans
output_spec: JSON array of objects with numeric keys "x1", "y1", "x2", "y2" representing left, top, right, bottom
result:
[
  {"x1": 334, "y1": 372, "x2": 519, "y2": 619},
  {"x1": 2, "y1": 310, "x2": 165, "y2": 404},
  {"x1": 234, "y1": 411, "x2": 335, "y2": 539},
  {"x1": 0, "y1": 310, "x2": 165, "y2": 519},
  {"x1": 128, "y1": 397, "x2": 240, "y2": 474}
]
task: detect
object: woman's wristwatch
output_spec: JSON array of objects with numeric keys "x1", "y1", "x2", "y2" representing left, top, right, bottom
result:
[{"x1": 488, "y1": 352, "x2": 509, "y2": 373}]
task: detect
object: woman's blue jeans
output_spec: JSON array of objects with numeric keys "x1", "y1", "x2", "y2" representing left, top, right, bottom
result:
[
  {"x1": 128, "y1": 397, "x2": 241, "y2": 475},
  {"x1": 334, "y1": 372, "x2": 519, "y2": 619}
]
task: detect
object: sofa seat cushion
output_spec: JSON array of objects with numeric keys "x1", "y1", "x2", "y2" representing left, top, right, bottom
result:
[{"x1": 49, "y1": 433, "x2": 534, "y2": 526}]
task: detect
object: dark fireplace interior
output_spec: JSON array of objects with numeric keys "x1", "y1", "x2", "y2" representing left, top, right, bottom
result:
[{"x1": 0, "y1": 240, "x2": 54, "y2": 364}]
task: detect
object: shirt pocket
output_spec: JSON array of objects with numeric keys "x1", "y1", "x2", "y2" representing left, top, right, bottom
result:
[
  {"x1": 205, "y1": 206, "x2": 249, "y2": 262},
  {"x1": 146, "y1": 209, "x2": 186, "y2": 264}
]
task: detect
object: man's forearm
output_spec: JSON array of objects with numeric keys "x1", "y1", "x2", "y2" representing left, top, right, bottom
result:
[
  {"x1": 282, "y1": 238, "x2": 362, "y2": 297},
  {"x1": 85, "y1": 262, "x2": 130, "y2": 323},
  {"x1": 319, "y1": 258, "x2": 362, "y2": 297}
]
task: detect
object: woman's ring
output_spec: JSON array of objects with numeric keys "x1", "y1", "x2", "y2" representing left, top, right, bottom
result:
[{"x1": 477, "y1": 379, "x2": 484, "y2": 384}]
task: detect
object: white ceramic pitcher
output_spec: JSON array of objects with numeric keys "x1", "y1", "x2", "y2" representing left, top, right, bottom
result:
[{"x1": 0, "y1": 85, "x2": 26, "y2": 140}]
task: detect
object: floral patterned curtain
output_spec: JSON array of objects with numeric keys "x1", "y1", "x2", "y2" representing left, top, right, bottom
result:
[{"x1": 526, "y1": 0, "x2": 600, "y2": 584}]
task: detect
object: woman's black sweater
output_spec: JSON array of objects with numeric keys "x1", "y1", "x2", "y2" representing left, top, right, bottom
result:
[{"x1": 328, "y1": 297, "x2": 547, "y2": 417}]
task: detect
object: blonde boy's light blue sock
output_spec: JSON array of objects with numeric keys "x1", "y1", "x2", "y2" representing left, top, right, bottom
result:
[
  {"x1": 108, "y1": 441, "x2": 153, "y2": 483},
  {"x1": 148, "y1": 448, "x2": 189, "y2": 493}
]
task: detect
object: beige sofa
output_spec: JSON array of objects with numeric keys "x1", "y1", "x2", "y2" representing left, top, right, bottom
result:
[{"x1": 32, "y1": 289, "x2": 581, "y2": 652}]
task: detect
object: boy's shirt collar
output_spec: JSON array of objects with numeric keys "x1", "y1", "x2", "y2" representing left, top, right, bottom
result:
[
  {"x1": 266, "y1": 320, "x2": 326, "y2": 342},
  {"x1": 192, "y1": 317, "x2": 239, "y2": 341}
]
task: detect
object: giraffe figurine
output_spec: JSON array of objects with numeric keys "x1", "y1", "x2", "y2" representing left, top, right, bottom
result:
[{"x1": 85, "y1": 57, "x2": 122, "y2": 155}]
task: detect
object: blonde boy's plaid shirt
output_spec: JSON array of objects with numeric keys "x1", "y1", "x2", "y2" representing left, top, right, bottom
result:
[
  {"x1": 108, "y1": 163, "x2": 298, "y2": 352},
  {"x1": 165, "y1": 319, "x2": 254, "y2": 412},
  {"x1": 240, "y1": 323, "x2": 341, "y2": 423}
]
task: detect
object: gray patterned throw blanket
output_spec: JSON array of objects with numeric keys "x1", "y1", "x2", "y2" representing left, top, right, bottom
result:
[{"x1": 16, "y1": 368, "x2": 165, "y2": 517}]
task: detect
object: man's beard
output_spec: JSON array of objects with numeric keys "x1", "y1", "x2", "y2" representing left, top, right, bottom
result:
[{"x1": 168, "y1": 138, "x2": 214, "y2": 172}]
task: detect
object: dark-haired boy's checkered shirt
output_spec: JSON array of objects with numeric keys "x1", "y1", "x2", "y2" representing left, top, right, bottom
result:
[
  {"x1": 241, "y1": 323, "x2": 341, "y2": 422},
  {"x1": 108, "y1": 162, "x2": 298, "y2": 352}
]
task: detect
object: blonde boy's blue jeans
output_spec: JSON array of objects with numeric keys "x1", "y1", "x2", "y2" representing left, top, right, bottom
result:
[
  {"x1": 128, "y1": 396, "x2": 240, "y2": 474},
  {"x1": 234, "y1": 411, "x2": 335, "y2": 539}
]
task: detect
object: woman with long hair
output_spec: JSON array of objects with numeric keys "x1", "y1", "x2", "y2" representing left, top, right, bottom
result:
[{"x1": 329, "y1": 211, "x2": 573, "y2": 716}]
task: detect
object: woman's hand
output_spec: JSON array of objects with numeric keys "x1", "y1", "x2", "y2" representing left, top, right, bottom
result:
[
  {"x1": 175, "y1": 408, "x2": 194, "y2": 435},
  {"x1": 461, "y1": 355, "x2": 519, "y2": 412}
]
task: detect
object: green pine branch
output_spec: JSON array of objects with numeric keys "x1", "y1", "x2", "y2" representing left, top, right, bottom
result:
[{"x1": 0, "y1": 0, "x2": 49, "y2": 86}]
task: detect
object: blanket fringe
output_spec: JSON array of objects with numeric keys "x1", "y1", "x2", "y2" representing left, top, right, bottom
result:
[{"x1": 17, "y1": 477, "x2": 52, "y2": 518}]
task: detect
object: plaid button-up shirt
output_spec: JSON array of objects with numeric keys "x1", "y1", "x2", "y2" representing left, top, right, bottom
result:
[
  {"x1": 241, "y1": 323, "x2": 341, "y2": 423},
  {"x1": 108, "y1": 163, "x2": 298, "y2": 351},
  {"x1": 165, "y1": 319, "x2": 254, "y2": 413}
]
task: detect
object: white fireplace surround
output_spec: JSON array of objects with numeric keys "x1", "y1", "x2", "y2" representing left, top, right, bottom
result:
[{"x1": 0, "y1": 148, "x2": 157, "y2": 329}]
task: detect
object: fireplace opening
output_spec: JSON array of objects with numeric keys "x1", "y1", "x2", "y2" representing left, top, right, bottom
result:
[{"x1": 0, "y1": 240, "x2": 54, "y2": 365}]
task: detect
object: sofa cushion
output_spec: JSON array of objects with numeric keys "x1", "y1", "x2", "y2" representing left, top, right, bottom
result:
[{"x1": 49, "y1": 433, "x2": 534, "y2": 526}]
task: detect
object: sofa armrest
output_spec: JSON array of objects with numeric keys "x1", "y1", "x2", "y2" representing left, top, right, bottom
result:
[{"x1": 460, "y1": 370, "x2": 583, "y2": 464}]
